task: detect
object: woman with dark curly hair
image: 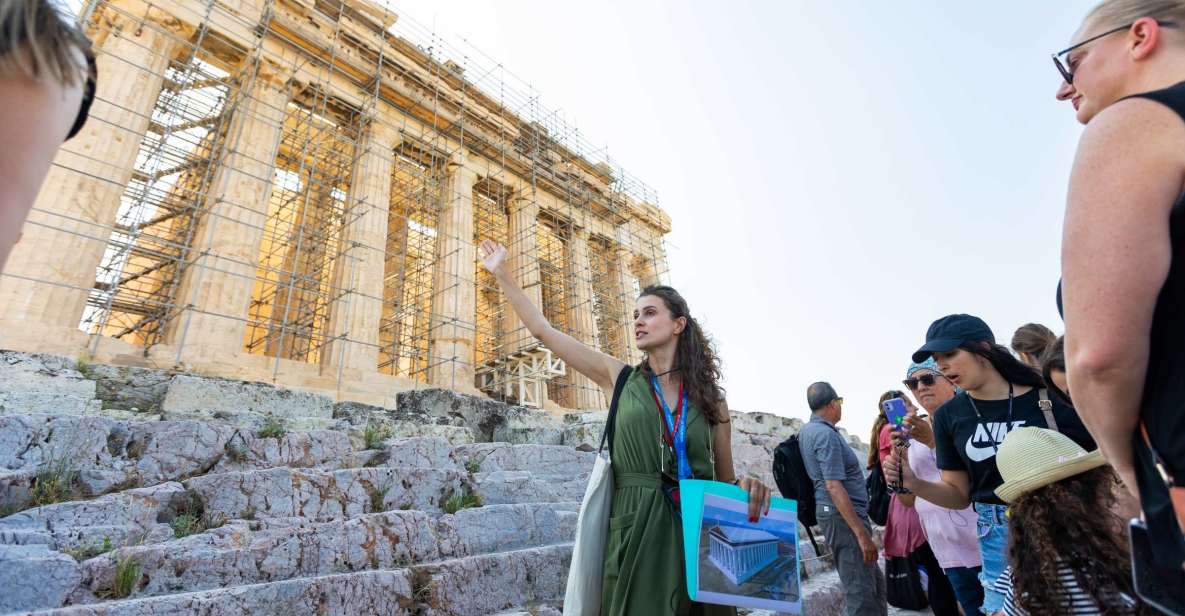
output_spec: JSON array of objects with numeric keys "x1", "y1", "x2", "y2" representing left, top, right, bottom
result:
[
  {"x1": 479, "y1": 239, "x2": 772, "y2": 615},
  {"x1": 992, "y1": 427, "x2": 1143, "y2": 615}
]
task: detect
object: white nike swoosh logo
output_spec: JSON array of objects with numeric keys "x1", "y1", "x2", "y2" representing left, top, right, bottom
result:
[{"x1": 965, "y1": 441, "x2": 997, "y2": 462}]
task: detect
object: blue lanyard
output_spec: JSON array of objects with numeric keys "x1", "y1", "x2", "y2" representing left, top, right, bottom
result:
[{"x1": 650, "y1": 374, "x2": 692, "y2": 480}]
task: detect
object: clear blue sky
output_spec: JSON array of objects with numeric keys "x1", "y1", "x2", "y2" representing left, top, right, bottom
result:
[{"x1": 386, "y1": 1, "x2": 1099, "y2": 435}]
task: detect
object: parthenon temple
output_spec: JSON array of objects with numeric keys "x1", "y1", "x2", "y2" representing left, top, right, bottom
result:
[{"x1": 0, "y1": 0, "x2": 671, "y2": 412}]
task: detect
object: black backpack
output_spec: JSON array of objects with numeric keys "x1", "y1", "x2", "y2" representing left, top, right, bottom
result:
[
  {"x1": 772, "y1": 435, "x2": 823, "y2": 556},
  {"x1": 866, "y1": 463, "x2": 891, "y2": 526}
]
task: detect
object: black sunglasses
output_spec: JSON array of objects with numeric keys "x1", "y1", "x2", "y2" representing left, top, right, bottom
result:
[
  {"x1": 1053, "y1": 20, "x2": 1178, "y2": 85},
  {"x1": 903, "y1": 374, "x2": 943, "y2": 391}
]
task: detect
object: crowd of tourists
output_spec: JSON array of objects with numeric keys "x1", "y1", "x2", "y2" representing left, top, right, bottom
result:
[{"x1": 2, "y1": 0, "x2": 1185, "y2": 615}]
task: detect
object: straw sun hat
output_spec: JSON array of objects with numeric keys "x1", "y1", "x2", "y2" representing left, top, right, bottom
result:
[{"x1": 995, "y1": 427, "x2": 1106, "y2": 503}]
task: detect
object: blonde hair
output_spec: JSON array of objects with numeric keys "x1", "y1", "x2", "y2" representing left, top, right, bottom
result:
[
  {"x1": 1087, "y1": 0, "x2": 1185, "y2": 31},
  {"x1": 0, "y1": 0, "x2": 91, "y2": 86}
]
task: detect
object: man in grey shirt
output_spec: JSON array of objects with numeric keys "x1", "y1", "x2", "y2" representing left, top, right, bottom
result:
[{"x1": 799, "y1": 381, "x2": 886, "y2": 616}]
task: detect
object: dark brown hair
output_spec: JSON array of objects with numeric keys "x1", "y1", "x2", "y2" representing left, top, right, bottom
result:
[
  {"x1": 1011, "y1": 323, "x2": 1057, "y2": 362},
  {"x1": 960, "y1": 341, "x2": 1047, "y2": 389},
  {"x1": 1040, "y1": 336, "x2": 1070, "y2": 404},
  {"x1": 638, "y1": 285, "x2": 728, "y2": 425},
  {"x1": 1007, "y1": 466, "x2": 1147, "y2": 614}
]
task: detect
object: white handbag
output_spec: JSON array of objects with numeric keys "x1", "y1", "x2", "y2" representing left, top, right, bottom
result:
[{"x1": 563, "y1": 366, "x2": 632, "y2": 616}]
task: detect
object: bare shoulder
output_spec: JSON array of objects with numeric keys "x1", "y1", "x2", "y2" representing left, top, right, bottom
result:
[{"x1": 1079, "y1": 96, "x2": 1185, "y2": 165}]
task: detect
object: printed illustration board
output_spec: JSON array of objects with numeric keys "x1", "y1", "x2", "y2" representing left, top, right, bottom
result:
[{"x1": 680, "y1": 479, "x2": 803, "y2": 613}]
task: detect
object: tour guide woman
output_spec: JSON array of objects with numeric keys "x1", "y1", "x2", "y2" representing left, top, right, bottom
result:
[{"x1": 479, "y1": 239, "x2": 772, "y2": 615}]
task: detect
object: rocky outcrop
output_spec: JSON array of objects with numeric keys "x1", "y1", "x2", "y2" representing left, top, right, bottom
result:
[{"x1": 0, "y1": 350, "x2": 872, "y2": 615}]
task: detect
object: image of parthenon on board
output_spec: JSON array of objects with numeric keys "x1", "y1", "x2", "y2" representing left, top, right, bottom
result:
[{"x1": 0, "y1": 0, "x2": 672, "y2": 412}]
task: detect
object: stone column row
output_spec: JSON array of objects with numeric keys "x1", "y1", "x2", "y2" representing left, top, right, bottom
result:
[
  {"x1": 427, "y1": 157, "x2": 478, "y2": 390},
  {"x1": 0, "y1": 4, "x2": 648, "y2": 408},
  {"x1": 167, "y1": 60, "x2": 293, "y2": 361}
]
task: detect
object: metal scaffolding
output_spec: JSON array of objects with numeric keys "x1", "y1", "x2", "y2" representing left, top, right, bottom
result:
[{"x1": 3, "y1": 0, "x2": 672, "y2": 411}]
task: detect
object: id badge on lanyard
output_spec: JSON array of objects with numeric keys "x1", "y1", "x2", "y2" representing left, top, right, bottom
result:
[{"x1": 650, "y1": 374, "x2": 692, "y2": 481}]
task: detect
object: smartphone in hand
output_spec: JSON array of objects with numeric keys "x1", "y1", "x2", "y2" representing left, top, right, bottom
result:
[
  {"x1": 882, "y1": 398, "x2": 909, "y2": 433},
  {"x1": 1131, "y1": 518, "x2": 1185, "y2": 615},
  {"x1": 881, "y1": 398, "x2": 912, "y2": 494}
]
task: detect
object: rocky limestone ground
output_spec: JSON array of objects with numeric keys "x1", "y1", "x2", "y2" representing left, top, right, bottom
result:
[{"x1": 0, "y1": 351, "x2": 881, "y2": 615}]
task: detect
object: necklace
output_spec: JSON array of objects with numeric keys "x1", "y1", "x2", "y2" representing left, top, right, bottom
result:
[
  {"x1": 966, "y1": 382, "x2": 1014, "y2": 455},
  {"x1": 653, "y1": 367, "x2": 680, "y2": 378}
]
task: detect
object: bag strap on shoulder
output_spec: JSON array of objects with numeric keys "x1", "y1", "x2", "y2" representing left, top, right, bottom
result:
[
  {"x1": 599, "y1": 365, "x2": 634, "y2": 455},
  {"x1": 1038, "y1": 388, "x2": 1058, "y2": 433}
]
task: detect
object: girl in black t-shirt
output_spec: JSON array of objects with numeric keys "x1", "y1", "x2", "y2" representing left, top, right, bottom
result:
[{"x1": 884, "y1": 313, "x2": 1096, "y2": 614}]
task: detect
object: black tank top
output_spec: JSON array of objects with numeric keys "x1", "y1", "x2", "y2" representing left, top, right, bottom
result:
[
  {"x1": 1058, "y1": 81, "x2": 1185, "y2": 481},
  {"x1": 1061, "y1": 82, "x2": 1185, "y2": 569},
  {"x1": 1125, "y1": 82, "x2": 1185, "y2": 481}
]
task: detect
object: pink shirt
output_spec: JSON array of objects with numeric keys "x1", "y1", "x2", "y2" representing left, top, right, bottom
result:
[
  {"x1": 906, "y1": 437, "x2": 982, "y2": 569},
  {"x1": 878, "y1": 425, "x2": 927, "y2": 558}
]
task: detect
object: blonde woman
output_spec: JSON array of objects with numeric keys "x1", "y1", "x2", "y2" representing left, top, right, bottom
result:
[
  {"x1": 1054, "y1": 0, "x2": 1185, "y2": 574},
  {"x1": 0, "y1": 0, "x2": 94, "y2": 271}
]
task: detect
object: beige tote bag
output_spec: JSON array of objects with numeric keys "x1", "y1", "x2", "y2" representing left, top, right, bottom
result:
[{"x1": 563, "y1": 366, "x2": 632, "y2": 616}]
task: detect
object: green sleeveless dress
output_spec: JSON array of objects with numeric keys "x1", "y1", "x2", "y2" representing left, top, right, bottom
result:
[{"x1": 600, "y1": 368, "x2": 737, "y2": 616}]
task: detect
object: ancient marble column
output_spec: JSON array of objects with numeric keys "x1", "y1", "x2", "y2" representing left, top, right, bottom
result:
[
  {"x1": 505, "y1": 190, "x2": 542, "y2": 354},
  {"x1": 564, "y1": 227, "x2": 603, "y2": 409},
  {"x1": 166, "y1": 61, "x2": 292, "y2": 360},
  {"x1": 323, "y1": 120, "x2": 399, "y2": 374},
  {"x1": 0, "y1": 9, "x2": 183, "y2": 335},
  {"x1": 428, "y1": 156, "x2": 478, "y2": 389},
  {"x1": 612, "y1": 245, "x2": 641, "y2": 364}
]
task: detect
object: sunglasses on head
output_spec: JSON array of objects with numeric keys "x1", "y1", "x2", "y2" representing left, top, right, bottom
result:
[{"x1": 903, "y1": 374, "x2": 944, "y2": 391}]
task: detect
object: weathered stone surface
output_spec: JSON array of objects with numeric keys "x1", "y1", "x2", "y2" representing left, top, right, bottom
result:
[
  {"x1": 560, "y1": 412, "x2": 605, "y2": 452},
  {"x1": 73, "y1": 510, "x2": 438, "y2": 601},
  {"x1": 0, "y1": 392, "x2": 101, "y2": 417},
  {"x1": 385, "y1": 422, "x2": 475, "y2": 445},
  {"x1": 452, "y1": 443, "x2": 594, "y2": 478},
  {"x1": 0, "y1": 351, "x2": 97, "y2": 398},
  {"x1": 415, "y1": 544, "x2": 571, "y2": 616},
  {"x1": 33, "y1": 569, "x2": 414, "y2": 615},
  {"x1": 472, "y1": 471, "x2": 586, "y2": 506},
  {"x1": 397, "y1": 388, "x2": 562, "y2": 444},
  {"x1": 372, "y1": 437, "x2": 456, "y2": 469},
  {"x1": 0, "y1": 543, "x2": 81, "y2": 613},
  {"x1": 729, "y1": 410, "x2": 803, "y2": 440},
  {"x1": 87, "y1": 364, "x2": 173, "y2": 412},
  {"x1": 0, "y1": 483, "x2": 184, "y2": 551},
  {"x1": 160, "y1": 375, "x2": 334, "y2": 427},
  {"x1": 0, "y1": 349, "x2": 872, "y2": 616},
  {"x1": 184, "y1": 467, "x2": 464, "y2": 521},
  {"x1": 88, "y1": 409, "x2": 161, "y2": 421},
  {"x1": 436, "y1": 503, "x2": 578, "y2": 557},
  {"x1": 799, "y1": 568, "x2": 846, "y2": 616},
  {"x1": 0, "y1": 415, "x2": 352, "y2": 507}
]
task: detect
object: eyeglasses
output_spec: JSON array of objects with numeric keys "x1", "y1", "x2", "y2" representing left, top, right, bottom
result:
[
  {"x1": 1053, "y1": 20, "x2": 1178, "y2": 84},
  {"x1": 903, "y1": 374, "x2": 943, "y2": 391}
]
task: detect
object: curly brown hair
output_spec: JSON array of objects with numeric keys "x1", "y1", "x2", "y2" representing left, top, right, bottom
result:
[
  {"x1": 1007, "y1": 466, "x2": 1146, "y2": 614},
  {"x1": 638, "y1": 285, "x2": 728, "y2": 425}
]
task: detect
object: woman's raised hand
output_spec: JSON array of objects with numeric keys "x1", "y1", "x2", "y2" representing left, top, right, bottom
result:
[{"x1": 479, "y1": 239, "x2": 508, "y2": 275}]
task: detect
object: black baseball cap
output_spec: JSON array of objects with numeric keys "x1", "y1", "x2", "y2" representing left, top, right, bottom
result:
[
  {"x1": 807, "y1": 382, "x2": 840, "y2": 412},
  {"x1": 911, "y1": 314, "x2": 995, "y2": 363}
]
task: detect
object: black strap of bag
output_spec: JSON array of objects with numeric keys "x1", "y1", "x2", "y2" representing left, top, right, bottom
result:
[
  {"x1": 599, "y1": 365, "x2": 634, "y2": 456},
  {"x1": 1037, "y1": 388, "x2": 1059, "y2": 432}
]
